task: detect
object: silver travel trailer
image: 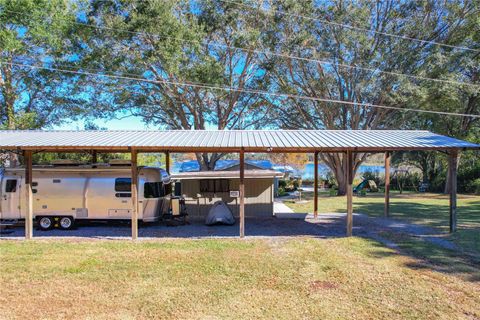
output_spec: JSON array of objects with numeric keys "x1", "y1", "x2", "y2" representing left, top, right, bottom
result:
[{"x1": 0, "y1": 163, "x2": 171, "y2": 230}]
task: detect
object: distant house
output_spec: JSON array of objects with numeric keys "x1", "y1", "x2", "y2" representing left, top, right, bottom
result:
[
  {"x1": 177, "y1": 159, "x2": 272, "y2": 172},
  {"x1": 171, "y1": 169, "x2": 284, "y2": 219}
]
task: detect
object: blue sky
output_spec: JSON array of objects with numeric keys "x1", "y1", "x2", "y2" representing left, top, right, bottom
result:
[
  {"x1": 54, "y1": 116, "x2": 149, "y2": 130},
  {"x1": 53, "y1": 116, "x2": 221, "y2": 130}
]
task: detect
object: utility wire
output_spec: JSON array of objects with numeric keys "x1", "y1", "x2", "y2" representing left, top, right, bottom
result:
[
  {"x1": 3, "y1": 8, "x2": 480, "y2": 88},
  {"x1": 219, "y1": 0, "x2": 480, "y2": 53},
  {"x1": 3, "y1": 60, "x2": 479, "y2": 119}
]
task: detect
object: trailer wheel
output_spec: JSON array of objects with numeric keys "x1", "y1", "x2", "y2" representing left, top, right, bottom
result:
[
  {"x1": 38, "y1": 217, "x2": 53, "y2": 231},
  {"x1": 59, "y1": 216, "x2": 74, "y2": 230}
]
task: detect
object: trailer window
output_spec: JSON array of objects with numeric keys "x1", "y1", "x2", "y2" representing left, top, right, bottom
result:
[
  {"x1": 115, "y1": 178, "x2": 131, "y2": 192},
  {"x1": 199, "y1": 179, "x2": 229, "y2": 193},
  {"x1": 144, "y1": 182, "x2": 165, "y2": 198},
  {"x1": 5, "y1": 180, "x2": 17, "y2": 193}
]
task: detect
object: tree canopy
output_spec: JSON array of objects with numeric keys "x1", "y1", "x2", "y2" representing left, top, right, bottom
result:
[
  {"x1": 0, "y1": 0, "x2": 478, "y2": 191},
  {"x1": 0, "y1": 0, "x2": 89, "y2": 130}
]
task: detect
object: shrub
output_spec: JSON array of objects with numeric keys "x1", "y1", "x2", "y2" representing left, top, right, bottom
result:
[
  {"x1": 469, "y1": 178, "x2": 480, "y2": 195},
  {"x1": 391, "y1": 171, "x2": 423, "y2": 192},
  {"x1": 458, "y1": 159, "x2": 480, "y2": 194},
  {"x1": 302, "y1": 179, "x2": 313, "y2": 186},
  {"x1": 292, "y1": 179, "x2": 301, "y2": 190},
  {"x1": 362, "y1": 170, "x2": 384, "y2": 187}
]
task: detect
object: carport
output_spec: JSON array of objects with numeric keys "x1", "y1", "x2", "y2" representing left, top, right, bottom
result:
[{"x1": 0, "y1": 129, "x2": 478, "y2": 240}]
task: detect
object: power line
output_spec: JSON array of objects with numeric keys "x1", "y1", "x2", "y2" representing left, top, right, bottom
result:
[
  {"x1": 3, "y1": 60, "x2": 479, "y2": 119},
  {"x1": 219, "y1": 0, "x2": 480, "y2": 53},
  {"x1": 4, "y1": 9, "x2": 480, "y2": 88}
]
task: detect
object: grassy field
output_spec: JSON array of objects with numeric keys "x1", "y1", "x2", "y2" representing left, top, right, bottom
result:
[
  {"x1": 1, "y1": 238, "x2": 479, "y2": 320},
  {"x1": 284, "y1": 192, "x2": 480, "y2": 255}
]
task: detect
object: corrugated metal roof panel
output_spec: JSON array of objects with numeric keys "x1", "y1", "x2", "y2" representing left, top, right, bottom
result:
[{"x1": 0, "y1": 130, "x2": 478, "y2": 151}]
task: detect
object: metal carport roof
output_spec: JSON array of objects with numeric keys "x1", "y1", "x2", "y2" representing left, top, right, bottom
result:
[{"x1": 0, "y1": 130, "x2": 478, "y2": 152}]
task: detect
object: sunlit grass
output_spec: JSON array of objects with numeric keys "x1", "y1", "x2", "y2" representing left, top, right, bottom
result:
[
  {"x1": 285, "y1": 192, "x2": 480, "y2": 255},
  {"x1": 1, "y1": 238, "x2": 479, "y2": 319}
]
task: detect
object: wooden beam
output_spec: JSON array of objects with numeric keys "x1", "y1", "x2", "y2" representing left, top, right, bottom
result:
[
  {"x1": 239, "y1": 149, "x2": 245, "y2": 238},
  {"x1": 131, "y1": 149, "x2": 138, "y2": 240},
  {"x1": 92, "y1": 151, "x2": 98, "y2": 163},
  {"x1": 165, "y1": 151, "x2": 170, "y2": 174},
  {"x1": 384, "y1": 151, "x2": 391, "y2": 217},
  {"x1": 346, "y1": 151, "x2": 354, "y2": 237},
  {"x1": 314, "y1": 151, "x2": 319, "y2": 219},
  {"x1": 449, "y1": 150, "x2": 458, "y2": 233},
  {"x1": 24, "y1": 150, "x2": 33, "y2": 240}
]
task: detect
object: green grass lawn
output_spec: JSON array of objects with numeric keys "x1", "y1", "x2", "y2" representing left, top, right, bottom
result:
[
  {"x1": 285, "y1": 192, "x2": 480, "y2": 255},
  {"x1": 1, "y1": 238, "x2": 479, "y2": 319}
]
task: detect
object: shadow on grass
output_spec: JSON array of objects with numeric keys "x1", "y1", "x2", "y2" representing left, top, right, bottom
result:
[
  {"x1": 374, "y1": 231, "x2": 480, "y2": 283},
  {"x1": 354, "y1": 200, "x2": 480, "y2": 226},
  {"x1": 349, "y1": 199, "x2": 480, "y2": 282},
  {"x1": 353, "y1": 199, "x2": 480, "y2": 250}
]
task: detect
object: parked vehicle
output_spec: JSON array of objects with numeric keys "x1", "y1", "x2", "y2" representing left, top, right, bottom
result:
[{"x1": 0, "y1": 163, "x2": 171, "y2": 230}]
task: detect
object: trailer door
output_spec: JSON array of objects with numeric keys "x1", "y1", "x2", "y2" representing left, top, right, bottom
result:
[{"x1": 1, "y1": 178, "x2": 21, "y2": 219}]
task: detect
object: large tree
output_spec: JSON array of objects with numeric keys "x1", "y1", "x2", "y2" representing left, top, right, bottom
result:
[
  {"x1": 263, "y1": 0, "x2": 477, "y2": 194},
  {"x1": 0, "y1": 0, "x2": 87, "y2": 130},
  {"x1": 83, "y1": 0, "x2": 273, "y2": 170},
  {"x1": 0, "y1": 0, "x2": 88, "y2": 166},
  {"x1": 392, "y1": 1, "x2": 480, "y2": 192}
]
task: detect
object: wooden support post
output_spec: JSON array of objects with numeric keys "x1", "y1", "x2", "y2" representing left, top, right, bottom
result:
[
  {"x1": 92, "y1": 151, "x2": 98, "y2": 164},
  {"x1": 24, "y1": 150, "x2": 33, "y2": 240},
  {"x1": 314, "y1": 151, "x2": 319, "y2": 219},
  {"x1": 165, "y1": 151, "x2": 171, "y2": 194},
  {"x1": 346, "y1": 151, "x2": 354, "y2": 237},
  {"x1": 239, "y1": 149, "x2": 245, "y2": 238},
  {"x1": 449, "y1": 150, "x2": 458, "y2": 233},
  {"x1": 165, "y1": 151, "x2": 170, "y2": 174},
  {"x1": 384, "y1": 151, "x2": 391, "y2": 217},
  {"x1": 131, "y1": 149, "x2": 138, "y2": 240}
]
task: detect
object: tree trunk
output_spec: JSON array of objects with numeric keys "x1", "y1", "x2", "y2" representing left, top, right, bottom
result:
[
  {"x1": 321, "y1": 153, "x2": 363, "y2": 196},
  {"x1": 196, "y1": 152, "x2": 222, "y2": 171},
  {"x1": 5, "y1": 101, "x2": 19, "y2": 167},
  {"x1": 335, "y1": 166, "x2": 347, "y2": 196},
  {"x1": 1, "y1": 64, "x2": 19, "y2": 167},
  {"x1": 444, "y1": 153, "x2": 461, "y2": 194}
]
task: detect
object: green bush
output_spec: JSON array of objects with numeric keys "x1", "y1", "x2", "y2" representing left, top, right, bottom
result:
[
  {"x1": 391, "y1": 171, "x2": 422, "y2": 192},
  {"x1": 362, "y1": 170, "x2": 384, "y2": 187},
  {"x1": 458, "y1": 158, "x2": 480, "y2": 194},
  {"x1": 292, "y1": 179, "x2": 301, "y2": 190},
  {"x1": 277, "y1": 186, "x2": 287, "y2": 197},
  {"x1": 302, "y1": 179, "x2": 313, "y2": 186},
  {"x1": 278, "y1": 180, "x2": 287, "y2": 188},
  {"x1": 429, "y1": 172, "x2": 446, "y2": 193},
  {"x1": 469, "y1": 178, "x2": 480, "y2": 195}
]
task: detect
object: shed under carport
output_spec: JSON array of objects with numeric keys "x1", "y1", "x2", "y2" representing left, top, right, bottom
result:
[
  {"x1": 171, "y1": 169, "x2": 284, "y2": 219},
  {"x1": 0, "y1": 129, "x2": 478, "y2": 240}
]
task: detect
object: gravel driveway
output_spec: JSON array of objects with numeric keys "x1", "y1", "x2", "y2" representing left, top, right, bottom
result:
[
  {"x1": 1, "y1": 215, "x2": 350, "y2": 239},
  {"x1": 0, "y1": 213, "x2": 459, "y2": 252}
]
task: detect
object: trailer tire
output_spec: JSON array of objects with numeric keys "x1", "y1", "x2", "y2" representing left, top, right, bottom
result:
[
  {"x1": 38, "y1": 217, "x2": 53, "y2": 231},
  {"x1": 59, "y1": 216, "x2": 74, "y2": 230}
]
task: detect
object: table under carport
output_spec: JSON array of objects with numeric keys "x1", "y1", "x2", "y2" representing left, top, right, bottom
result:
[{"x1": 0, "y1": 129, "x2": 478, "y2": 240}]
